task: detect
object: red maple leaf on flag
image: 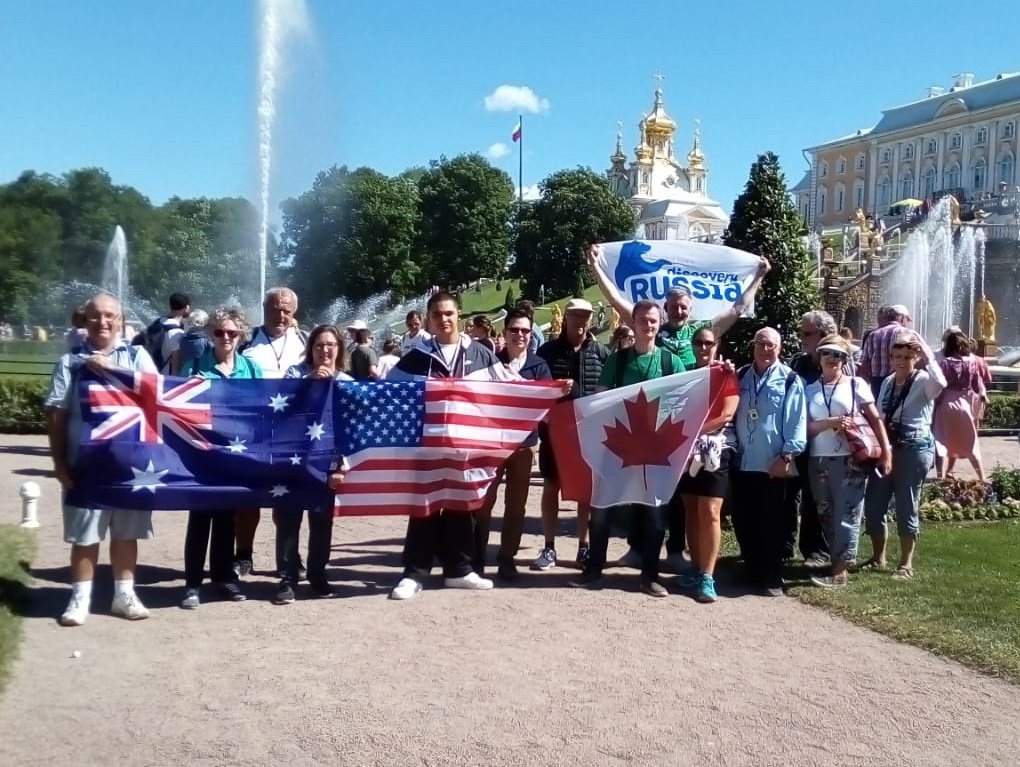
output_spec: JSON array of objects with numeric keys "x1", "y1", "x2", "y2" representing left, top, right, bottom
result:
[{"x1": 602, "y1": 388, "x2": 691, "y2": 489}]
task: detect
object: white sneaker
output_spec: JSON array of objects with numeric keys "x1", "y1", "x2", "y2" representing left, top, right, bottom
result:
[
  {"x1": 111, "y1": 591, "x2": 150, "y2": 621},
  {"x1": 59, "y1": 592, "x2": 89, "y2": 627},
  {"x1": 530, "y1": 547, "x2": 557, "y2": 571},
  {"x1": 444, "y1": 572, "x2": 494, "y2": 590},
  {"x1": 390, "y1": 577, "x2": 423, "y2": 600},
  {"x1": 617, "y1": 547, "x2": 643, "y2": 569},
  {"x1": 664, "y1": 552, "x2": 689, "y2": 573}
]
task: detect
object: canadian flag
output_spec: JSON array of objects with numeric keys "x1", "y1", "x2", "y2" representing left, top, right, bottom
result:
[
  {"x1": 547, "y1": 367, "x2": 725, "y2": 507},
  {"x1": 511, "y1": 119, "x2": 522, "y2": 143}
]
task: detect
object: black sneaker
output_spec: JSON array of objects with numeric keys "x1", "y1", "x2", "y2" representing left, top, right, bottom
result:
[
  {"x1": 575, "y1": 545, "x2": 591, "y2": 566},
  {"x1": 497, "y1": 562, "x2": 519, "y2": 581},
  {"x1": 641, "y1": 579, "x2": 668, "y2": 598},
  {"x1": 308, "y1": 579, "x2": 333, "y2": 598},
  {"x1": 273, "y1": 580, "x2": 296, "y2": 605},
  {"x1": 217, "y1": 582, "x2": 247, "y2": 602},
  {"x1": 234, "y1": 558, "x2": 253, "y2": 578},
  {"x1": 569, "y1": 571, "x2": 603, "y2": 589}
]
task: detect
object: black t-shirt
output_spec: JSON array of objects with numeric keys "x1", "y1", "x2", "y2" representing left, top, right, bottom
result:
[{"x1": 349, "y1": 345, "x2": 378, "y2": 380}]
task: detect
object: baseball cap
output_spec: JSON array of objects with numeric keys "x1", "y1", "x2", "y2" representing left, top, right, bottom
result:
[
  {"x1": 347, "y1": 319, "x2": 368, "y2": 331},
  {"x1": 564, "y1": 298, "x2": 593, "y2": 314}
]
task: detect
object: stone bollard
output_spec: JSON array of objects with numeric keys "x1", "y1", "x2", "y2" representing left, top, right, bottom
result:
[{"x1": 19, "y1": 481, "x2": 41, "y2": 529}]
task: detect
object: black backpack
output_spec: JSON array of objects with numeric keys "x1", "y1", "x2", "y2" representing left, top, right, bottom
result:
[
  {"x1": 614, "y1": 346, "x2": 675, "y2": 389},
  {"x1": 133, "y1": 317, "x2": 176, "y2": 371}
]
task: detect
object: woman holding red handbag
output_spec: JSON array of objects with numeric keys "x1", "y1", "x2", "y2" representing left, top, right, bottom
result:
[{"x1": 804, "y1": 335, "x2": 891, "y2": 587}]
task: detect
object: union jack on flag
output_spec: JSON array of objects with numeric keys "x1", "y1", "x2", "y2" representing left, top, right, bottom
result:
[{"x1": 88, "y1": 371, "x2": 213, "y2": 448}]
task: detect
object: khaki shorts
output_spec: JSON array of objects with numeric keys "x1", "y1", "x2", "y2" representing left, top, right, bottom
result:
[{"x1": 62, "y1": 506, "x2": 154, "y2": 546}]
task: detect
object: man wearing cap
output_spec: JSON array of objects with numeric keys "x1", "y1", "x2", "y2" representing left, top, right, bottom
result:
[
  {"x1": 858, "y1": 304, "x2": 912, "y2": 399},
  {"x1": 347, "y1": 320, "x2": 378, "y2": 380},
  {"x1": 587, "y1": 245, "x2": 771, "y2": 368},
  {"x1": 234, "y1": 287, "x2": 308, "y2": 577},
  {"x1": 532, "y1": 298, "x2": 610, "y2": 570}
]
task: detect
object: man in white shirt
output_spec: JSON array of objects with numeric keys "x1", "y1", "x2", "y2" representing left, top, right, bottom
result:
[{"x1": 234, "y1": 287, "x2": 309, "y2": 577}]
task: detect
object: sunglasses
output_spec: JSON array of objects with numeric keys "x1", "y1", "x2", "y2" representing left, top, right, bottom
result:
[
  {"x1": 507, "y1": 327, "x2": 531, "y2": 335},
  {"x1": 213, "y1": 329, "x2": 241, "y2": 339},
  {"x1": 693, "y1": 340, "x2": 716, "y2": 348},
  {"x1": 819, "y1": 349, "x2": 848, "y2": 360}
]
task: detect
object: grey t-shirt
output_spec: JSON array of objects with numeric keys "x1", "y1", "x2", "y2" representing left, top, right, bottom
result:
[
  {"x1": 349, "y1": 345, "x2": 379, "y2": 381},
  {"x1": 877, "y1": 368, "x2": 944, "y2": 436}
]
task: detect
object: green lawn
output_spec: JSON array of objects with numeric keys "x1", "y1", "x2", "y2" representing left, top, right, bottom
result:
[
  {"x1": 0, "y1": 525, "x2": 34, "y2": 693},
  {"x1": 791, "y1": 521, "x2": 1020, "y2": 682}
]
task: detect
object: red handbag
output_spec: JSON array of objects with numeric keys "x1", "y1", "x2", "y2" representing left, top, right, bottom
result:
[{"x1": 844, "y1": 379, "x2": 882, "y2": 464}]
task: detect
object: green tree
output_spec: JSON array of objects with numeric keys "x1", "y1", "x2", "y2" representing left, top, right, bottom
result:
[
  {"x1": 503, "y1": 284, "x2": 516, "y2": 311},
  {"x1": 512, "y1": 168, "x2": 635, "y2": 300},
  {"x1": 724, "y1": 152, "x2": 817, "y2": 359},
  {"x1": 416, "y1": 154, "x2": 514, "y2": 290}
]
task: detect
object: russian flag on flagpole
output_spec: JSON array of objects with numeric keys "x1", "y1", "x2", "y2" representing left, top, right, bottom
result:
[
  {"x1": 547, "y1": 368, "x2": 723, "y2": 507},
  {"x1": 511, "y1": 119, "x2": 522, "y2": 142}
]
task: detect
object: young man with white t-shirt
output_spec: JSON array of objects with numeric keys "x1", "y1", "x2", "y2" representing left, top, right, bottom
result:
[{"x1": 234, "y1": 287, "x2": 308, "y2": 577}]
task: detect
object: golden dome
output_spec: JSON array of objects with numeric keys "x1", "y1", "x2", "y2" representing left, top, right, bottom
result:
[
  {"x1": 643, "y1": 87, "x2": 676, "y2": 137},
  {"x1": 688, "y1": 123, "x2": 704, "y2": 168}
]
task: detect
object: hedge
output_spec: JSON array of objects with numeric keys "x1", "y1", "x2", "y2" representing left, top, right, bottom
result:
[
  {"x1": 0, "y1": 378, "x2": 48, "y2": 433},
  {"x1": 983, "y1": 394, "x2": 1020, "y2": 430}
]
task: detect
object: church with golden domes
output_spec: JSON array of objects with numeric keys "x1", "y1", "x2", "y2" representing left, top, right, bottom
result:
[{"x1": 606, "y1": 82, "x2": 729, "y2": 239}]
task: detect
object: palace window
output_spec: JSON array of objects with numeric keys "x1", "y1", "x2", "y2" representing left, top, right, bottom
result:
[
  {"x1": 1004, "y1": 121, "x2": 1016, "y2": 139},
  {"x1": 926, "y1": 139, "x2": 938, "y2": 155},
  {"x1": 903, "y1": 144, "x2": 914, "y2": 160},
  {"x1": 854, "y1": 181, "x2": 864, "y2": 209},
  {"x1": 837, "y1": 157, "x2": 846, "y2": 175},
  {"x1": 945, "y1": 163, "x2": 961, "y2": 189},
  {"x1": 950, "y1": 133, "x2": 962, "y2": 150},
  {"x1": 835, "y1": 184, "x2": 845, "y2": 212},
  {"x1": 975, "y1": 127, "x2": 988, "y2": 144},
  {"x1": 899, "y1": 172, "x2": 913, "y2": 199},
  {"x1": 881, "y1": 148, "x2": 892, "y2": 164},
  {"x1": 973, "y1": 158, "x2": 987, "y2": 190},
  {"x1": 855, "y1": 153, "x2": 866, "y2": 171},
  {"x1": 877, "y1": 177, "x2": 892, "y2": 208},
  {"x1": 997, "y1": 152, "x2": 1015, "y2": 185},
  {"x1": 923, "y1": 167, "x2": 937, "y2": 196},
  {"x1": 817, "y1": 187, "x2": 827, "y2": 215},
  {"x1": 820, "y1": 161, "x2": 829, "y2": 178}
]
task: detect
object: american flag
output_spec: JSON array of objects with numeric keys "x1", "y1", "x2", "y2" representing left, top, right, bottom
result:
[{"x1": 333, "y1": 379, "x2": 563, "y2": 516}]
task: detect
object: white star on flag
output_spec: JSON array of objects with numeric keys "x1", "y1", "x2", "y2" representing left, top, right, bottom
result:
[
  {"x1": 127, "y1": 460, "x2": 169, "y2": 493},
  {"x1": 227, "y1": 436, "x2": 248, "y2": 454},
  {"x1": 268, "y1": 393, "x2": 290, "y2": 412},
  {"x1": 305, "y1": 421, "x2": 325, "y2": 441},
  {"x1": 289, "y1": 454, "x2": 302, "y2": 466},
  {"x1": 269, "y1": 484, "x2": 290, "y2": 498}
]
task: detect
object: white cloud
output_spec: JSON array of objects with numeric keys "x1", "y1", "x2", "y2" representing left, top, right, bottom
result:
[
  {"x1": 516, "y1": 184, "x2": 541, "y2": 201},
  {"x1": 486, "y1": 142, "x2": 510, "y2": 160},
  {"x1": 484, "y1": 85, "x2": 550, "y2": 114}
]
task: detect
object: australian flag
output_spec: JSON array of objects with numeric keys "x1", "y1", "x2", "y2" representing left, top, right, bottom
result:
[{"x1": 67, "y1": 368, "x2": 338, "y2": 511}]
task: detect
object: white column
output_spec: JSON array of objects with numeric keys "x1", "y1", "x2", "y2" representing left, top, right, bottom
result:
[
  {"x1": 891, "y1": 143, "x2": 900, "y2": 203},
  {"x1": 961, "y1": 126, "x2": 971, "y2": 194},
  {"x1": 866, "y1": 142, "x2": 878, "y2": 211},
  {"x1": 936, "y1": 131, "x2": 947, "y2": 191},
  {"x1": 989, "y1": 119, "x2": 999, "y2": 188}
]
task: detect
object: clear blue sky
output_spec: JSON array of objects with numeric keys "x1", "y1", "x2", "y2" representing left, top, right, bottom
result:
[{"x1": 2, "y1": 0, "x2": 1017, "y2": 222}]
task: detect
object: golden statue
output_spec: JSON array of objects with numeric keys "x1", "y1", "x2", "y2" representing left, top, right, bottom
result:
[
  {"x1": 549, "y1": 304, "x2": 563, "y2": 338},
  {"x1": 854, "y1": 208, "x2": 881, "y2": 255},
  {"x1": 977, "y1": 295, "x2": 997, "y2": 342},
  {"x1": 608, "y1": 307, "x2": 621, "y2": 332}
]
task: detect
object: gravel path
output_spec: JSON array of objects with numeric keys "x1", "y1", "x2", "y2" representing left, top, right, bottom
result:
[{"x1": 1, "y1": 434, "x2": 1017, "y2": 767}]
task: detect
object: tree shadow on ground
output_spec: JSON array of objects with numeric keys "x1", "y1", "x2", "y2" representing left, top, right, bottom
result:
[
  {"x1": 0, "y1": 445, "x2": 49, "y2": 457},
  {"x1": 12, "y1": 468, "x2": 52, "y2": 478}
]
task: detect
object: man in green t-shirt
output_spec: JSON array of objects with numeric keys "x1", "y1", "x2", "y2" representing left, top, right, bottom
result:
[
  {"x1": 572, "y1": 299, "x2": 685, "y2": 598},
  {"x1": 587, "y1": 245, "x2": 770, "y2": 367}
]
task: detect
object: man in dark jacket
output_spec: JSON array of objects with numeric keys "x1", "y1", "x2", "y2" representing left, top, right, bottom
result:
[
  {"x1": 385, "y1": 292, "x2": 519, "y2": 600},
  {"x1": 473, "y1": 308, "x2": 553, "y2": 580},
  {"x1": 532, "y1": 299, "x2": 610, "y2": 571}
]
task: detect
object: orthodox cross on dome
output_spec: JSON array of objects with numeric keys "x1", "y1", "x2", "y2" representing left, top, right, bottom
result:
[{"x1": 653, "y1": 71, "x2": 666, "y2": 102}]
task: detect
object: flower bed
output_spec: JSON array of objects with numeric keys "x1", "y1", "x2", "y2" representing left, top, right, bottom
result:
[{"x1": 919, "y1": 468, "x2": 1020, "y2": 522}]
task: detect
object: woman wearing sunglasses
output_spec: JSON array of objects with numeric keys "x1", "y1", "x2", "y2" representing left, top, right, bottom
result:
[
  {"x1": 675, "y1": 326, "x2": 739, "y2": 602},
  {"x1": 274, "y1": 325, "x2": 354, "y2": 603},
  {"x1": 862, "y1": 331, "x2": 945, "y2": 579},
  {"x1": 181, "y1": 308, "x2": 262, "y2": 609},
  {"x1": 804, "y1": 334, "x2": 891, "y2": 587}
]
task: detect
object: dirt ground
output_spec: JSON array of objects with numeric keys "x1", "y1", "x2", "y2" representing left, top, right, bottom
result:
[{"x1": 0, "y1": 434, "x2": 1017, "y2": 767}]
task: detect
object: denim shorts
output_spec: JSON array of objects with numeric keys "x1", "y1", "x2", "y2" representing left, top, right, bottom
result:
[{"x1": 62, "y1": 506, "x2": 154, "y2": 546}]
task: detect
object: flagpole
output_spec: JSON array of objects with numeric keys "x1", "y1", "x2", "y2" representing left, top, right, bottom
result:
[{"x1": 518, "y1": 113, "x2": 523, "y2": 204}]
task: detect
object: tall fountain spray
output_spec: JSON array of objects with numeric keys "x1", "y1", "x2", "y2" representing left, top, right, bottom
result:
[
  {"x1": 257, "y1": 0, "x2": 308, "y2": 302},
  {"x1": 101, "y1": 226, "x2": 129, "y2": 305}
]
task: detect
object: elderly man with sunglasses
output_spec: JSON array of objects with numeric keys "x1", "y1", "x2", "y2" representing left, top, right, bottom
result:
[{"x1": 731, "y1": 327, "x2": 807, "y2": 596}]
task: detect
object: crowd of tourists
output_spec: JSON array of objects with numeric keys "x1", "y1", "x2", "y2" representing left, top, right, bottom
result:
[{"x1": 46, "y1": 252, "x2": 993, "y2": 626}]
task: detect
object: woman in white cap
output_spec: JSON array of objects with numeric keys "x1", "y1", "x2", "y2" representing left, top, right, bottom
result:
[{"x1": 804, "y1": 334, "x2": 891, "y2": 587}]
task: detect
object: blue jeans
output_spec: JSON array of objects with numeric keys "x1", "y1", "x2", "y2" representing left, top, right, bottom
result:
[
  {"x1": 808, "y1": 456, "x2": 867, "y2": 567},
  {"x1": 864, "y1": 441, "x2": 934, "y2": 538}
]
